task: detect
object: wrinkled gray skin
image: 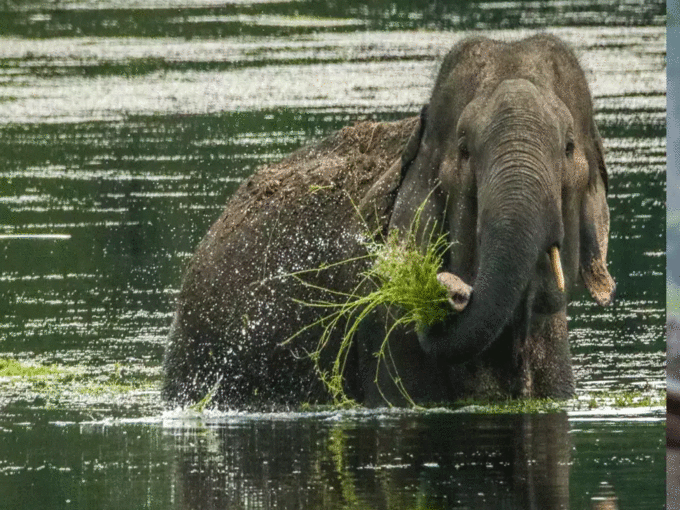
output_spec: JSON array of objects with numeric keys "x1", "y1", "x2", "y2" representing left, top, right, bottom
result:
[
  {"x1": 378, "y1": 34, "x2": 615, "y2": 403},
  {"x1": 163, "y1": 34, "x2": 615, "y2": 408}
]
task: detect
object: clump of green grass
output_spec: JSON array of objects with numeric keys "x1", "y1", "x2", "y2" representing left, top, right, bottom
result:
[
  {"x1": 368, "y1": 228, "x2": 451, "y2": 328},
  {"x1": 285, "y1": 203, "x2": 452, "y2": 407}
]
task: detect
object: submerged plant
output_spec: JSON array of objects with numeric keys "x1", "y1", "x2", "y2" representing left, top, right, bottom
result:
[{"x1": 285, "y1": 201, "x2": 455, "y2": 407}]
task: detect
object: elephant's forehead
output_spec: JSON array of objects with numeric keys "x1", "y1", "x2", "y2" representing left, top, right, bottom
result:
[
  {"x1": 464, "y1": 86, "x2": 565, "y2": 146},
  {"x1": 448, "y1": 38, "x2": 581, "y2": 118},
  {"x1": 484, "y1": 79, "x2": 562, "y2": 117}
]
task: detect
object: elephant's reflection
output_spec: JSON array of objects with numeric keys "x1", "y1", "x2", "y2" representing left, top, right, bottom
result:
[{"x1": 169, "y1": 412, "x2": 583, "y2": 510}]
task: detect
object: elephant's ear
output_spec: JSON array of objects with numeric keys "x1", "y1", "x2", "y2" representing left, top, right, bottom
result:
[
  {"x1": 389, "y1": 105, "x2": 445, "y2": 243},
  {"x1": 359, "y1": 108, "x2": 430, "y2": 231},
  {"x1": 400, "y1": 105, "x2": 428, "y2": 182},
  {"x1": 587, "y1": 121, "x2": 608, "y2": 192},
  {"x1": 580, "y1": 122, "x2": 615, "y2": 306}
]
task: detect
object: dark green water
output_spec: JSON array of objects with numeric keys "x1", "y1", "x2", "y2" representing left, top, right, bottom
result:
[{"x1": 0, "y1": 1, "x2": 666, "y2": 508}]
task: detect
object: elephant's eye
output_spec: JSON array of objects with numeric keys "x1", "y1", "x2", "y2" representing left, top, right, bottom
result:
[
  {"x1": 565, "y1": 141, "x2": 575, "y2": 158},
  {"x1": 458, "y1": 140, "x2": 470, "y2": 161}
]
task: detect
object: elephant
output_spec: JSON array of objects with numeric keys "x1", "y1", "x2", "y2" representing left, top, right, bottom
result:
[{"x1": 162, "y1": 34, "x2": 615, "y2": 409}]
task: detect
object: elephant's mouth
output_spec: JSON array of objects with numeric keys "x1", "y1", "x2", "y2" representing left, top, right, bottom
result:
[{"x1": 437, "y1": 246, "x2": 565, "y2": 314}]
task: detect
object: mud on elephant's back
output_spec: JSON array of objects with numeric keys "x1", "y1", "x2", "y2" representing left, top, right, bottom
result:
[{"x1": 163, "y1": 117, "x2": 419, "y2": 408}]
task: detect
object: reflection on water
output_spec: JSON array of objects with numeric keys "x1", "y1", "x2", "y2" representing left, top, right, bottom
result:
[
  {"x1": 0, "y1": 409, "x2": 666, "y2": 510},
  {"x1": 0, "y1": 0, "x2": 666, "y2": 508},
  {"x1": 171, "y1": 412, "x2": 572, "y2": 509}
]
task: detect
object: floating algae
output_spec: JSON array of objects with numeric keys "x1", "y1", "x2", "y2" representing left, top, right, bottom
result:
[
  {"x1": 0, "y1": 357, "x2": 159, "y2": 413},
  {"x1": 0, "y1": 358, "x2": 61, "y2": 377}
]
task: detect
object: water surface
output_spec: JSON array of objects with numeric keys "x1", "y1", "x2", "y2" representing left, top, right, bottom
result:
[{"x1": 0, "y1": 1, "x2": 666, "y2": 508}]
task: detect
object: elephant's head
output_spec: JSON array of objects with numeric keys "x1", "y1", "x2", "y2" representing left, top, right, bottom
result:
[{"x1": 388, "y1": 38, "x2": 615, "y2": 362}]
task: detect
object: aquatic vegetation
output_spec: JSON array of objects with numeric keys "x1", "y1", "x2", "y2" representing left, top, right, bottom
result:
[
  {"x1": 0, "y1": 357, "x2": 159, "y2": 412},
  {"x1": 286, "y1": 201, "x2": 452, "y2": 407},
  {"x1": 449, "y1": 389, "x2": 663, "y2": 414},
  {"x1": 190, "y1": 380, "x2": 221, "y2": 413},
  {"x1": 297, "y1": 388, "x2": 666, "y2": 415},
  {"x1": 0, "y1": 358, "x2": 60, "y2": 377},
  {"x1": 577, "y1": 389, "x2": 665, "y2": 410},
  {"x1": 450, "y1": 398, "x2": 565, "y2": 414},
  {"x1": 463, "y1": 389, "x2": 665, "y2": 414}
]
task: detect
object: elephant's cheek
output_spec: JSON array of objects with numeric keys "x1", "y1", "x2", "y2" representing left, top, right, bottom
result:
[{"x1": 438, "y1": 154, "x2": 460, "y2": 191}]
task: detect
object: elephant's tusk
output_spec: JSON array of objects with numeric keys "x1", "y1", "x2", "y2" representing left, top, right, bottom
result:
[{"x1": 550, "y1": 245, "x2": 565, "y2": 292}]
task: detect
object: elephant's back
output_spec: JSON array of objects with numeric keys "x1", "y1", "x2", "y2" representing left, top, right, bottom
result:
[{"x1": 182, "y1": 116, "x2": 419, "y2": 326}]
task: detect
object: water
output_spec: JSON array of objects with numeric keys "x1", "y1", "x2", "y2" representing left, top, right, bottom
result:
[
  {"x1": 0, "y1": 1, "x2": 666, "y2": 508},
  {"x1": 0, "y1": 410, "x2": 665, "y2": 509}
]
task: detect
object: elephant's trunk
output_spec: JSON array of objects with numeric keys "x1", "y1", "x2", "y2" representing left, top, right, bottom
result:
[{"x1": 418, "y1": 159, "x2": 561, "y2": 362}]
